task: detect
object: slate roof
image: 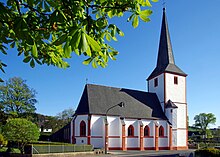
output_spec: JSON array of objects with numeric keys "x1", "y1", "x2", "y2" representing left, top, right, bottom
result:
[
  {"x1": 165, "y1": 99, "x2": 178, "y2": 108},
  {"x1": 75, "y1": 84, "x2": 167, "y2": 120},
  {"x1": 147, "y1": 8, "x2": 187, "y2": 80}
]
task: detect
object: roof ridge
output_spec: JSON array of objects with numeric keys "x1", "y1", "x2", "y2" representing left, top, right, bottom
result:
[{"x1": 87, "y1": 83, "x2": 149, "y2": 94}]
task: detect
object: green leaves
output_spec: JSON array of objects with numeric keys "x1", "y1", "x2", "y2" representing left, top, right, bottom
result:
[
  {"x1": 3, "y1": 118, "x2": 40, "y2": 153},
  {"x1": 32, "y1": 42, "x2": 38, "y2": 58},
  {"x1": 129, "y1": 9, "x2": 152, "y2": 28},
  {"x1": 0, "y1": 0, "x2": 157, "y2": 73},
  {"x1": 132, "y1": 15, "x2": 139, "y2": 28}
]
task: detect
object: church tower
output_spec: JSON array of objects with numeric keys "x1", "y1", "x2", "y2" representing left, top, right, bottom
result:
[{"x1": 147, "y1": 8, "x2": 188, "y2": 150}]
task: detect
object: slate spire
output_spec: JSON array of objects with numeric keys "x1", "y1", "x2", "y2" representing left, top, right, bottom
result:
[
  {"x1": 147, "y1": 8, "x2": 186, "y2": 80},
  {"x1": 157, "y1": 8, "x2": 174, "y2": 67}
]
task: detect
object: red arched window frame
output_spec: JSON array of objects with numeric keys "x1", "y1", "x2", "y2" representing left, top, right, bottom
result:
[
  {"x1": 128, "y1": 125, "x2": 134, "y2": 137},
  {"x1": 80, "y1": 121, "x2": 86, "y2": 137},
  {"x1": 144, "y1": 125, "x2": 150, "y2": 137},
  {"x1": 159, "y1": 126, "x2": 164, "y2": 137}
]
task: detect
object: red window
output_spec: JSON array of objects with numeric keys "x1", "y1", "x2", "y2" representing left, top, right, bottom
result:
[
  {"x1": 159, "y1": 126, "x2": 164, "y2": 137},
  {"x1": 80, "y1": 121, "x2": 86, "y2": 136},
  {"x1": 154, "y1": 78, "x2": 158, "y2": 87},
  {"x1": 174, "y1": 76, "x2": 178, "y2": 85},
  {"x1": 128, "y1": 125, "x2": 134, "y2": 136},
  {"x1": 144, "y1": 125, "x2": 150, "y2": 137}
]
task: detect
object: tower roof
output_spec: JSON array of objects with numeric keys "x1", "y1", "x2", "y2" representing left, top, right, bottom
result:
[{"x1": 147, "y1": 8, "x2": 187, "y2": 80}]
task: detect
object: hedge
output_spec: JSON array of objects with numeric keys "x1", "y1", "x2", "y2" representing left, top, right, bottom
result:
[{"x1": 195, "y1": 148, "x2": 220, "y2": 157}]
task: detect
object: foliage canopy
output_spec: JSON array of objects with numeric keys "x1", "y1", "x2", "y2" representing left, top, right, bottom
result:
[
  {"x1": 3, "y1": 118, "x2": 40, "y2": 153},
  {"x1": 0, "y1": 0, "x2": 158, "y2": 81},
  {"x1": 0, "y1": 77, "x2": 37, "y2": 118},
  {"x1": 194, "y1": 113, "x2": 216, "y2": 138}
]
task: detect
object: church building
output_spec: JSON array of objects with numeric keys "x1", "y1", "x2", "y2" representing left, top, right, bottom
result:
[{"x1": 70, "y1": 8, "x2": 188, "y2": 151}]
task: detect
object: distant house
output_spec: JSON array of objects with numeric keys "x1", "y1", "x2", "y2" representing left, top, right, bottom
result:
[
  {"x1": 69, "y1": 8, "x2": 188, "y2": 151},
  {"x1": 43, "y1": 129, "x2": 52, "y2": 133}
]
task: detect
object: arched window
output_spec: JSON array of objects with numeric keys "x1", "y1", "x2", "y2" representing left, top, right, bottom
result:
[
  {"x1": 144, "y1": 125, "x2": 150, "y2": 136},
  {"x1": 80, "y1": 121, "x2": 86, "y2": 136},
  {"x1": 128, "y1": 125, "x2": 134, "y2": 136},
  {"x1": 159, "y1": 126, "x2": 164, "y2": 137}
]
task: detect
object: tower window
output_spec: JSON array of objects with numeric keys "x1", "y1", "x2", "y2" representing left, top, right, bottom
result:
[
  {"x1": 154, "y1": 78, "x2": 158, "y2": 87},
  {"x1": 174, "y1": 76, "x2": 178, "y2": 85}
]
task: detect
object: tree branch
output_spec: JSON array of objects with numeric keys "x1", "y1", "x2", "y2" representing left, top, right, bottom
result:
[
  {"x1": 20, "y1": 3, "x2": 50, "y2": 16},
  {"x1": 15, "y1": 0, "x2": 22, "y2": 16}
]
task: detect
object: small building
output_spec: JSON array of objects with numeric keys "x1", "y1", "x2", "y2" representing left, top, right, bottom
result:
[{"x1": 70, "y1": 8, "x2": 188, "y2": 151}]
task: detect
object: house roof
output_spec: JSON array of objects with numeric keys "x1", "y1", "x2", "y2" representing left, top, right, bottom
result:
[
  {"x1": 75, "y1": 84, "x2": 167, "y2": 120},
  {"x1": 147, "y1": 8, "x2": 186, "y2": 80}
]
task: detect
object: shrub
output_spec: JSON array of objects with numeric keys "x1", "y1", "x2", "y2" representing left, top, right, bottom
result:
[
  {"x1": 0, "y1": 133, "x2": 8, "y2": 147},
  {"x1": 195, "y1": 148, "x2": 220, "y2": 157},
  {"x1": 3, "y1": 118, "x2": 40, "y2": 154}
]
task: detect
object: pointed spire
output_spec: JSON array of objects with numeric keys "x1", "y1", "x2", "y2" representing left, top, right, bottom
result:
[
  {"x1": 147, "y1": 8, "x2": 187, "y2": 80},
  {"x1": 157, "y1": 7, "x2": 175, "y2": 68}
]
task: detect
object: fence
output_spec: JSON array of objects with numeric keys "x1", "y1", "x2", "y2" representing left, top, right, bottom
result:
[{"x1": 29, "y1": 144, "x2": 93, "y2": 154}]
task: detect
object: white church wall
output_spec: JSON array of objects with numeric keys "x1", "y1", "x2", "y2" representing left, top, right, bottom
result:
[
  {"x1": 91, "y1": 115, "x2": 105, "y2": 148},
  {"x1": 144, "y1": 138, "x2": 154, "y2": 147},
  {"x1": 74, "y1": 115, "x2": 88, "y2": 145},
  {"x1": 149, "y1": 74, "x2": 164, "y2": 108},
  {"x1": 91, "y1": 115, "x2": 104, "y2": 136},
  {"x1": 172, "y1": 130, "x2": 177, "y2": 147},
  {"x1": 127, "y1": 137, "x2": 139, "y2": 148},
  {"x1": 165, "y1": 74, "x2": 185, "y2": 103},
  {"x1": 159, "y1": 138, "x2": 168, "y2": 147},
  {"x1": 158, "y1": 121, "x2": 169, "y2": 147},
  {"x1": 125, "y1": 119, "x2": 139, "y2": 148},
  {"x1": 158, "y1": 121, "x2": 167, "y2": 135},
  {"x1": 108, "y1": 116, "x2": 122, "y2": 148},
  {"x1": 176, "y1": 105, "x2": 186, "y2": 129},
  {"x1": 177, "y1": 130, "x2": 187, "y2": 146},
  {"x1": 91, "y1": 138, "x2": 104, "y2": 148},
  {"x1": 143, "y1": 120, "x2": 155, "y2": 148},
  {"x1": 165, "y1": 73, "x2": 187, "y2": 148},
  {"x1": 172, "y1": 109, "x2": 177, "y2": 129},
  {"x1": 165, "y1": 108, "x2": 172, "y2": 123}
]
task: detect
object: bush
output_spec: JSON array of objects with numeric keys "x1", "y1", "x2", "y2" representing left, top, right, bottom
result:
[
  {"x1": 0, "y1": 134, "x2": 8, "y2": 147},
  {"x1": 195, "y1": 148, "x2": 220, "y2": 157}
]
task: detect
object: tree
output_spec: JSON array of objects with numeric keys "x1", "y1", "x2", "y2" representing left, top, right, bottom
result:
[
  {"x1": 0, "y1": 77, "x2": 37, "y2": 118},
  {"x1": 0, "y1": 0, "x2": 158, "y2": 81},
  {"x1": 56, "y1": 108, "x2": 75, "y2": 122},
  {"x1": 194, "y1": 113, "x2": 216, "y2": 139},
  {"x1": 3, "y1": 118, "x2": 40, "y2": 154}
]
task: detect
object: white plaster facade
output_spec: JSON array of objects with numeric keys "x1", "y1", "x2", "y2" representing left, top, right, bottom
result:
[
  {"x1": 72, "y1": 114, "x2": 170, "y2": 150},
  {"x1": 148, "y1": 73, "x2": 187, "y2": 149}
]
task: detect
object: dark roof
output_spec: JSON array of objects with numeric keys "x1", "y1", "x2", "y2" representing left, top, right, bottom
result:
[
  {"x1": 75, "y1": 84, "x2": 167, "y2": 120},
  {"x1": 165, "y1": 100, "x2": 178, "y2": 108},
  {"x1": 147, "y1": 8, "x2": 186, "y2": 80}
]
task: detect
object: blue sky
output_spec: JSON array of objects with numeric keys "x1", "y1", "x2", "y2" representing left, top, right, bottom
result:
[{"x1": 1, "y1": 0, "x2": 220, "y2": 127}]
